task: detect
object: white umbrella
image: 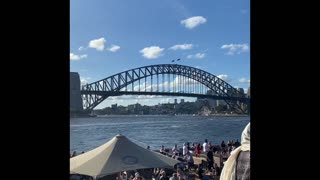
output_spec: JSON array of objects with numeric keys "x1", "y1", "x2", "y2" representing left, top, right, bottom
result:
[{"x1": 70, "y1": 134, "x2": 180, "y2": 179}]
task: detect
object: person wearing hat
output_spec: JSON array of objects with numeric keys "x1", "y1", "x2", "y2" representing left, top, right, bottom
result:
[{"x1": 220, "y1": 122, "x2": 250, "y2": 180}]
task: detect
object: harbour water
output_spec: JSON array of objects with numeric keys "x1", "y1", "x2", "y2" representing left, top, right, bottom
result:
[{"x1": 70, "y1": 115, "x2": 250, "y2": 153}]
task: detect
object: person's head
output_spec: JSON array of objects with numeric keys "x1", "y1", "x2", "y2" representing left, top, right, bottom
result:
[
  {"x1": 205, "y1": 139, "x2": 208, "y2": 143},
  {"x1": 171, "y1": 173, "x2": 178, "y2": 180},
  {"x1": 160, "y1": 169, "x2": 166, "y2": 175},
  {"x1": 214, "y1": 163, "x2": 218, "y2": 168},
  {"x1": 135, "y1": 172, "x2": 140, "y2": 178},
  {"x1": 147, "y1": 146, "x2": 150, "y2": 150},
  {"x1": 72, "y1": 151, "x2": 77, "y2": 157}
]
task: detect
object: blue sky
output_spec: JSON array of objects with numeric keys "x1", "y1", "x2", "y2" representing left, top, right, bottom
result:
[{"x1": 70, "y1": 0, "x2": 250, "y2": 109}]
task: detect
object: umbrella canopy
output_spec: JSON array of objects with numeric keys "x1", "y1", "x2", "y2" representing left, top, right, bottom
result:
[{"x1": 70, "y1": 134, "x2": 180, "y2": 179}]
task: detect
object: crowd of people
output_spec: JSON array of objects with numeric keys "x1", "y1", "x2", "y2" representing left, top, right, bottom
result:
[
  {"x1": 154, "y1": 123, "x2": 250, "y2": 180},
  {"x1": 71, "y1": 123, "x2": 250, "y2": 180}
]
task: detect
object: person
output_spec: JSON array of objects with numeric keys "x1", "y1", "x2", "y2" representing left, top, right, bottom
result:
[
  {"x1": 221, "y1": 140, "x2": 226, "y2": 152},
  {"x1": 186, "y1": 142, "x2": 190, "y2": 151},
  {"x1": 133, "y1": 172, "x2": 146, "y2": 180},
  {"x1": 234, "y1": 139, "x2": 241, "y2": 148},
  {"x1": 184, "y1": 151, "x2": 194, "y2": 170},
  {"x1": 220, "y1": 122, "x2": 250, "y2": 180},
  {"x1": 158, "y1": 169, "x2": 166, "y2": 180},
  {"x1": 153, "y1": 168, "x2": 160, "y2": 178},
  {"x1": 117, "y1": 171, "x2": 126, "y2": 180},
  {"x1": 195, "y1": 143, "x2": 201, "y2": 157},
  {"x1": 71, "y1": 151, "x2": 77, "y2": 157},
  {"x1": 213, "y1": 163, "x2": 221, "y2": 176},
  {"x1": 169, "y1": 173, "x2": 179, "y2": 180},
  {"x1": 191, "y1": 143, "x2": 196, "y2": 150},
  {"x1": 206, "y1": 147, "x2": 214, "y2": 171},
  {"x1": 196, "y1": 164, "x2": 204, "y2": 179},
  {"x1": 172, "y1": 144, "x2": 179, "y2": 157},
  {"x1": 160, "y1": 145, "x2": 165, "y2": 154},
  {"x1": 208, "y1": 141, "x2": 213, "y2": 150},
  {"x1": 177, "y1": 168, "x2": 186, "y2": 180},
  {"x1": 203, "y1": 139, "x2": 209, "y2": 153},
  {"x1": 183, "y1": 143, "x2": 188, "y2": 156}
]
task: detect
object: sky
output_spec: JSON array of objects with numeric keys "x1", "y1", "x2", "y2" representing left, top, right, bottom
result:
[{"x1": 70, "y1": 0, "x2": 250, "y2": 109}]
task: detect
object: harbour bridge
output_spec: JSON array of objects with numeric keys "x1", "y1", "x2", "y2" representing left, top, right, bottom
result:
[{"x1": 80, "y1": 64, "x2": 250, "y2": 114}]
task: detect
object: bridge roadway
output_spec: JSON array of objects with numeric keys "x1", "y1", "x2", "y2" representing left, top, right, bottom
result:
[{"x1": 80, "y1": 90, "x2": 249, "y2": 103}]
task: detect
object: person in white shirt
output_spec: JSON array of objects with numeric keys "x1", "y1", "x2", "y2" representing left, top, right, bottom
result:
[
  {"x1": 172, "y1": 144, "x2": 179, "y2": 156},
  {"x1": 182, "y1": 143, "x2": 188, "y2": 156},
  {"x1": 184, "y1": 151, "x2": 194, "y2": 170},
  {"x1": 203, "y1": 139, "x2": 209, "y2": 152}
]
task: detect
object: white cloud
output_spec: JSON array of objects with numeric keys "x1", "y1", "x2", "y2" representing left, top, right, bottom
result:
[
  {"x1": 70, "y1": 53, "x2": 88, "y2": 61},
  {"x1": 180, "y1": 16, "x2": 207, "y2": 29},
  {"x1": 172, "y1": 76, "x2": 200, "y2": 86},
  {"x1": 221, "y1": 43, "x2": 249, "y2": 55},
  {"x1": 169, "y1": 44, "x2": 193, "y2": 50},
  {"x1": 132, "y1": 83, "x2": 161, "y2": 92},
  {"x1": 187, "y1": 53, "x2": 206, "y2": 59},
  {"x1": 89, "y1": 38, "x2": 106, "y2": 51},
  {"x1": 78, "y1": 46, "x2": 86, "y2": 51},
  {"x1": 80, "y1": 77, "x2": 91, "y2": 86},
  {"x1": 239, "y1": 78, "x2": 250, "y2": 84},
  {"x1": 80, "y1": 79, "x2": 87, "y2": 86},
  {"x1": 217, "y1": 74, "x2": 231, "y2": 82},
  {"x1": 108, "y1": 44, "x2": 120, "y2": 52},
  {"x1": 140, "y1": 46, "x2": 164, "y2": 59}
]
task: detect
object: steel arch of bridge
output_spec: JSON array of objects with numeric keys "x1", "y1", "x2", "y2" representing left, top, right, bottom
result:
[{"x1": 81, "y1": 64, "x2": 249, "y2": 113}]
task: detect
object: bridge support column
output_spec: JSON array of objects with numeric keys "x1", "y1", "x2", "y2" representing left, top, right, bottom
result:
[{"x1": 70, "y1": 72, "x2": 84, "y2": 116}]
